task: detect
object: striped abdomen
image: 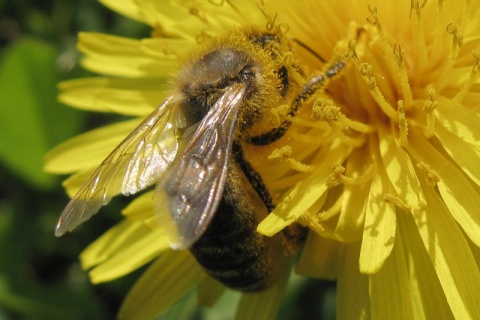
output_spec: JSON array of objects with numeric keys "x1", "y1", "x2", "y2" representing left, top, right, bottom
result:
[{"x1": 190, "y1": 165, "x2": 275, "y2": 292}]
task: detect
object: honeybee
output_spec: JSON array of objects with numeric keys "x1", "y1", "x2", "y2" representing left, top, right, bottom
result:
[{"x1": 55, "y1": 27, "x2": 346, "y2": 291}]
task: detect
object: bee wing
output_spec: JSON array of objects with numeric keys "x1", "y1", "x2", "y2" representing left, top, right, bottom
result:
[
  {"x1": 155, "y1": 84, "x2": 247, "y2": 249},
  {"x1": 56, "y1": 96, "x2": 184, "y2": 236}
]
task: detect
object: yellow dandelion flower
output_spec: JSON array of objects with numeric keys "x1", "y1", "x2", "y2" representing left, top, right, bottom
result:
[{"x1": 45, "y1": 0, "x2": 480, "y2": 319}]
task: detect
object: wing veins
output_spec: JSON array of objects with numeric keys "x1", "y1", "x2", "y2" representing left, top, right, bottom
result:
[
  {"x1": 56, "y1": 96, "x2": 181, "y2": 236},
  {"x1": 155, "y1": 84, "x2": 247, "y2": 249}
]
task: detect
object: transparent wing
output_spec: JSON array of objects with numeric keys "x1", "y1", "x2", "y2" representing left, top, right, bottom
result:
[
  {"x1": 154, "y1": 84, "x2": 246, "y2": 249},
  {"x1": 56, "y1": 96, "x2": 184, "y2": 236}
]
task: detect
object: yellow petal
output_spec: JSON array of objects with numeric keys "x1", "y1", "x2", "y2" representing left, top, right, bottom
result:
[
  {"x1": 258, "y1": 141, "x2": 350, "y2": 236},
  {"x1": 411, "y1": 171, "x2": 480, "y2": 319},
  {"x1": 99, "y1": 0, "x2": 144, "y2": 24},
  {"x1": 407, "y1": 129, "x2": 480, "y2": 246},
  {"x1": 436, "y1": 96, "x2": 480, "y2": 146},
  {"x1": 58, "y1": 77, "x2": 169, "y2": 116},
  {"x1": 369, "y1": 230, "x2": 414, "y2": 320},
  {"x1": 379, "y1": 125, "x2": 426, "y2": 209},
  {"x1": 119, "y1": 250, "x2": 205, "y2": 319},
  {"x1": 86, "y1": 223, "x2": 169, "y2": 283},
  {"x1": 78, "y1": 32, "x2": 177, "y2": 78},
  {"x1": 60, "y1": 170, "x2": 92, "y2": 197},
  {"x1": 296, "y1": 232, "x2": 344, "y2": 280},
  {"x1": 335, "y1": 146, "x2": 371, "y2": 242},
  {"x1": 102, "y1": 0, "x2": 250, "y2": 39},
  {"x1": 81, "y1": 219, "x2": 140, "y2": 269},
  {"x1": 197, "y1": 276, "x2": 225, "y2": 307},
  {"x1": 435, "y1": 120, "x2": 480, "y2": 185},
  {"x1": 234, "y1": 255, "x2": 293, "y2": 320},
  {"x1": 398, "y1": 214, "x2": 454, "y2": 319},
  {"x1": 141, "y1": 38, "x2": 193, "y2": 59},
  {"x1": 337, "y1": 241, "x2": 370, "y2": 320},
  {"x1": 121, "y1": 191, "x2": 154, "y2": 221},
  {"x1": 45, "y1": 119, "x2": 140, "y2": 174},
  {"x1": 359, "y1": 138, "x2": 396, "y2": 274}
]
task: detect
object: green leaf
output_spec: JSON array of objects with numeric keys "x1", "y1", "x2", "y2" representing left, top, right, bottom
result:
[{"x1": 0, "y1": 38, "x2": 84, "y2": 189}]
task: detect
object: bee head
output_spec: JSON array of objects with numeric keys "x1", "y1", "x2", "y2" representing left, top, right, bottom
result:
[{"x1": 176, "y1": 28, "x2": 300, "y2": 132}]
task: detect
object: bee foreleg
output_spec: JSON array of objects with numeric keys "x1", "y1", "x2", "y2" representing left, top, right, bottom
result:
[
  {"x1": 232, "y1": 142, "x2": 275, "y2": 212},
  {"x1": 247, "y1": 59, "x2": 347, "y2": 145}
]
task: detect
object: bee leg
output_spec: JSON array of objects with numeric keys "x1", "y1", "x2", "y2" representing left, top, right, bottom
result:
[
  {"x1": 233, "y1": 142, "x2": 309, "y2": 256},
  {"x1": 233, "y1": 142, "x2": 307, "y2": 254},
  {"x1": 247, "y1": 59, "x2": 347, "y2": 146},
  {"x1": 191, "y1": 162, "x2": 276, "y2": 291},
  {"x1": 232, "y1": 142, "x2": 275, "y2": 212}
]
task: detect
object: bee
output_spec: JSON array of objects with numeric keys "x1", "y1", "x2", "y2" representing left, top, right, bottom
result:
[{"x1": 55, "y1": 27, "x2": 346, "y2": 291}]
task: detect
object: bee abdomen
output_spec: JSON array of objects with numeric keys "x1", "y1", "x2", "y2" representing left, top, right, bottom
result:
[
  {"x1": 190, "y1": 167, "x2": 275, "y2": 292},
  {"x1": 191, "y1": 221, "x2": 274, "y2": 291}
]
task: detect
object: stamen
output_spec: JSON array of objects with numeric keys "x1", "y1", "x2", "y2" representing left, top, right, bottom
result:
[
  {"x1": 397, "y1": 100, "x2": 409, "y2": 146},
  {"x1": 384, "y1": 193, "x2": 412, "y2": 212},
  {"x1": 359, "y1": 63, "x2": 398, "y2": 121},
  {"x1": 209, "y1": 0, "x2": 242, "y2": 17},
  {"x1": 310, "y1": 100, "x2": 374, "y2": 134},
  {"x1": 265, "y1": 12, "x2": 278, "y2": 31},
  {"x1": 410, "y1": 0, "x2": 428, "y2": 72},
  {"x1": 416, "y1": 161, "x2": 441, "y2": 186},
  {"x1": 453, "y1": 50, "x2": 480, "y2": 103},
  {"x1": 196, "y1": 31, "x2": 213, "y2": 44},
  {"x1": 326, "y1": 163, "x2": 355, "y2": 187},
  {"x1": 188, "y1": 7, "x2": 209, "y2": 24},
  {"x1": 311, "y1": 99, "x2": 367, "y2": 147},
  {"x1": 437, "y1": 0, "x2": 446, "y2": 11},
  {"x1": 312, "y1": 99, "x2": 341, "y2": 122},
  {"x1": 436, "y1": 23, "x2": 464, "y2": 90},
  {"x1": 366, "y1": 5, "x2": 384, "y2": 39},
  {"x1": 366, "y1": 7, "x2": 413, "y2": 109},
  {"x1": 318, "y1": 197, "x2": 343, "y2": 221},
  {"x1": 268, "y1": 145, "x2": 313, "y2": 172},
  {"x1": 326, "y1": 162, "x2": 373, "y2": 188},
  {"x1": 269, "y1": 145, "x2": 292, "y2": 158},
  {"x1": 300, "y1": 211, "x2": 325, "y2": 234},
  {"x1": 300, "y1": 195, "x2": 343, "y2": 235},
  {"x1": 207, "y1": 0, "x2": 224, "y2": 6},
  {"x1": 348, "y1": 39, "x2": 360, "y2": 64},
  {"x1": 269, "y1": 104, "x2": 290, "y2": 127},
  {"x1": 423, "y1": 88, "x2": 437, "y2": 138},
  {"x1": 393, "y1": 43, "x2": 413, "y2": 107}
]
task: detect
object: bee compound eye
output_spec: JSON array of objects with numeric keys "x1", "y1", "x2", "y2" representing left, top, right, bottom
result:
[{"x1": 240, "y1": 65, "x2": 256, "y2": 80}]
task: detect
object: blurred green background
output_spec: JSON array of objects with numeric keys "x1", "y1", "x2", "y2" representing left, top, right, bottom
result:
[{"x1": 0, "y1": 0, "x2": 335, "y2": 318}]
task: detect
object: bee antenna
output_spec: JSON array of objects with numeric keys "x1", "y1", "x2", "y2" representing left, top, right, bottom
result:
[{"x1": 292, "y1": 38, "x2": 326, "y2": 63}]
